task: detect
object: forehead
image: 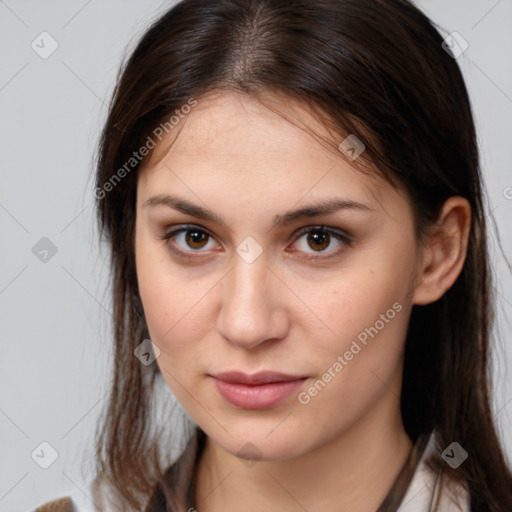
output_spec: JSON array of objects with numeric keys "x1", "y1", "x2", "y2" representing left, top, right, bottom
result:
[{"x1": 138, "y1": 91, "x2": 397, "y2": 216}]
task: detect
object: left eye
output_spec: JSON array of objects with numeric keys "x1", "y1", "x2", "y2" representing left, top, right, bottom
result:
[
  {"x1": 160, "y1": 225, "x2": 350, "y2": 259},
  {"x1": 289, "y1": 226, "x2": 350, "y2": 259}
]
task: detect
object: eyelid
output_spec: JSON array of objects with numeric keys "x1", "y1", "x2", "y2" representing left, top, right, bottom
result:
[
  {"x1": 292, "y1": 225, "x2": 351, "y2": 243},
  {"x1": 159, "y1": 224, "x2": 220, "y2": 257},
  {"x1": 287, "y1": 225, "x2": 351, "y2": 260},
  {"x1": 159, "y1": 223, "x2": 352, "y2": 260}
]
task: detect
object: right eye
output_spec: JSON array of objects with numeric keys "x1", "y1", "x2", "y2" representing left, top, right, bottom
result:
[{"x1": 159, "y1": 225, "x2": 221, "y2": 258}]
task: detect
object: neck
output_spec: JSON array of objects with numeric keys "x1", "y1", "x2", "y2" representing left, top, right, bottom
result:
[{"x1": 194, "y1": 393, "x2": 413, "y2": 512}]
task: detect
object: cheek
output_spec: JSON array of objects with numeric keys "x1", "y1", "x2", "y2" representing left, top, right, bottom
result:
[
  {"x1": 137, "y1": 261, "x2": 207, "y2": 404},
  {"x1": 310, "y1": 267, "x2": 412, "y2": 350},
  {"x1": 306, "y1": 238, "x2": 416, "y2": 382},
  {"x1": 136, "y1": 230, "x2": 185, "y2": 348},
  {"x1": 138, "y1": 269, "x2": 205, "y2": 355},
  {"x1": 296, "y1": 275, "x2": 410, "y2": 432},
  {"x1": 135, "y1": 231, "x2": 216, "y2": 377}
]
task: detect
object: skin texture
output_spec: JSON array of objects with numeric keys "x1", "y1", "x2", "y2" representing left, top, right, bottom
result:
[{"x1": 134, "y1": 91, "x2": 471, "y2": 511}]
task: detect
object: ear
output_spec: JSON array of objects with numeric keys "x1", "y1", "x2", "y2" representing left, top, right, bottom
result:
[{"x1": 413, "y1": 196, "x2": 471, "y2": 306}]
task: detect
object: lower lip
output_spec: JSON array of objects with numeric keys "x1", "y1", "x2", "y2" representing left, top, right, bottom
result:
[{"x1": 212, "y1": 377, "x2": 307, "y2": 409}]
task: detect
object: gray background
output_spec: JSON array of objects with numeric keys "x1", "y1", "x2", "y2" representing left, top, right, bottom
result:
[{"x1": 0, "y1": 1, "x2": 511, "y2": 510}]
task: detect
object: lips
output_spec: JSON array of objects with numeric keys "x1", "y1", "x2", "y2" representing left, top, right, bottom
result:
[
  {"x1": 210, "y1": 371, "x2": 308, "y2": 409},
  {"x1": 211, "y1": 371, "x2": 307, "y2": 385}
]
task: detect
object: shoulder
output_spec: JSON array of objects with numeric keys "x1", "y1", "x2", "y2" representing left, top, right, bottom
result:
[
  {"x1": 29, "y1": 480, "x2": 121, "y2": 512},
  {"x1": 397, "y1": 430, "x2": 471, "y2": 512},
  {"x1": 29, "y1": 431, "x2": 202, "y2": 512},
  {"x1": 32, "y1": 496, "x2": 73, "y2": 512}
]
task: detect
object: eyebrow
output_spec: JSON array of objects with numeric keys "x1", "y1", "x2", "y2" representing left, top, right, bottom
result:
[{"x1": 143, "y1": 194, "x2": 375, "y2": 228}]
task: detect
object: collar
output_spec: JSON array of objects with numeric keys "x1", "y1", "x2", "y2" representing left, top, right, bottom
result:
[{"x1": 397, "y1": 430, "x2": 470, "y2": 511}]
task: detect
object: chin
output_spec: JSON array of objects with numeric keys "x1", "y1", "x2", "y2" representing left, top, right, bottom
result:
[{"x1": 208, "y1": 422, "x2": 308, "y2": 462}]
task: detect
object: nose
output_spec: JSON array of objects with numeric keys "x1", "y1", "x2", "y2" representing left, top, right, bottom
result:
[{"x1": 216, "y1": 252, "x2": 290, "y2": 350}]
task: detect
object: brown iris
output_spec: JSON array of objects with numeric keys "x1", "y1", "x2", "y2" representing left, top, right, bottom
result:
[
  {"x1": 185, "y1": 229, "x2": 209, "y2": 249},
  {"x1": 307, "y1": 229, "x2": 330, "y2": 251}
]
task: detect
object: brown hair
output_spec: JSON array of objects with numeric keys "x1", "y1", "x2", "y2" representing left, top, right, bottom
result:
[{"x1": 93, "y1": 0, "x2": 512, "y2": 510}]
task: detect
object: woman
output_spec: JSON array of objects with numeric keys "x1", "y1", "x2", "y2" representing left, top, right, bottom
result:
[{"x1": 33, "y1": 0, "x2": 512, "y2": 511}]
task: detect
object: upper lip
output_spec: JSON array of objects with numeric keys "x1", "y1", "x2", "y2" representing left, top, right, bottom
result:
[{"x1": 211, "y1": 371, "x2": 308, "y2": 386}]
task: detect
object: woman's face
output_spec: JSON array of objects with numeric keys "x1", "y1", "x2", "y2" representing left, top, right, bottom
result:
[{"x1": 135, "y1": 91, "x2": 423, "y2": 460}]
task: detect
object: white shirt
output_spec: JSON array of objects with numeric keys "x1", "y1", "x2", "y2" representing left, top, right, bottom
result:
[{"x1": 397, "y1": 431, "x2": 470, "y2": 511}]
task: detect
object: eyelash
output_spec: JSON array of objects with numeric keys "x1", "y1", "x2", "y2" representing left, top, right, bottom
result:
[{"x1": 158, "y1": 224, "x2": 352, "y2": 261}]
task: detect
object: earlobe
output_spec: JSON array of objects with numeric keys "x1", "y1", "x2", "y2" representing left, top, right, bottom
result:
[{"x1": 412, "y1": 196, "x2": 471, "y2": 306}]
